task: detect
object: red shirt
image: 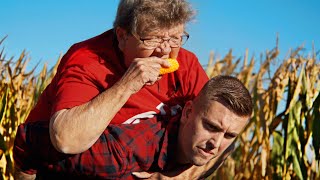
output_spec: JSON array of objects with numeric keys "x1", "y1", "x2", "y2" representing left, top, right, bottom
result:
[{"x1": 25, "y1": 29, "x2": 208, "y2": 124}]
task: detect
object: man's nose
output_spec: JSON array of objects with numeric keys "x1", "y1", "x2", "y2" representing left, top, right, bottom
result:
[{"x1": 207, "y1": 133, "x2": 224, "y2": 152}]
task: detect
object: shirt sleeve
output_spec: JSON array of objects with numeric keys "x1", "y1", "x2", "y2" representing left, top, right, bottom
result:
[{"x1": 50, "y1": 50, "x2": 108, "y2": 115}]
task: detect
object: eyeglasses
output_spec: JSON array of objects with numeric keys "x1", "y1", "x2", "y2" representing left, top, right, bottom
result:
[{"x1": 131, "y1": 32, "x2": 189, "y2": 49}]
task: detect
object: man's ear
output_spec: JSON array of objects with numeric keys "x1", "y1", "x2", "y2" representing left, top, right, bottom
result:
[
  {"x1": 115, "y1": 27, "x2": 128, "y2": 50},
  {"x1": 181, "y1": 100, "x2": 192, "y2": 124}
]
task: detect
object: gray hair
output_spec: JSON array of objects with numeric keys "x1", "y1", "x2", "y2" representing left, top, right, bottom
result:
[
  {"x1": 113, "y1": 0, "x2": 194, "y2": 35},
  {"x1": 195, "y1": 75, "x2": 253, "y2": 117}
]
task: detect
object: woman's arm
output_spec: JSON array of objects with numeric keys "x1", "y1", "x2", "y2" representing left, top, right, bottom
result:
[{"x1": 49, "y1": 57, "x2": 169, "y2": 154}]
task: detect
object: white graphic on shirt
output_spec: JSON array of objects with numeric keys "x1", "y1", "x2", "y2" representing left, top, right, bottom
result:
[
  {"x1": 122, "y1": 111, "x2": 156, "y2": 124},
  {"x1": 122, "y1": 103, "x2": 182, "y2": 124},
  {"x1": 157, "y1": 103, "x2": 166, "y2": 115}
]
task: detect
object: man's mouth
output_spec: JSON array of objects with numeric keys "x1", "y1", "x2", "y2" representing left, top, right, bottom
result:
[{"x1": 197, "y1": 147, "x2": 215, "y2": 158}]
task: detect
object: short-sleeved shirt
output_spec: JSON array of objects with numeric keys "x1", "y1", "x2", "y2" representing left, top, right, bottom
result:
[{"x1": 25, "y1": 29, "x2": 208, "y2": 124}]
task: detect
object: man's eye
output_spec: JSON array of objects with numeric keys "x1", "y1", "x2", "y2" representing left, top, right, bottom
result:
[
  {"x1": 225, "y1": 134, "x2": 236, "y2": 139},
  {"x1": 206, "y1": 123, "x2": 218, "y2": 131}
]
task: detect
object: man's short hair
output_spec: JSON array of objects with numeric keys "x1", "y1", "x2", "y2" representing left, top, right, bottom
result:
[
  {"x1": 113, "y1": 0, "x2": 194, "y2": 35},
  {"x1": 196, "y1": 75, "x2": 253, "y2": 117}
]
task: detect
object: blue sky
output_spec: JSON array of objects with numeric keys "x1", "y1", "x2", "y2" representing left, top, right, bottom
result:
[{"x1": 1, "y1": 0, "x2": 319, "y2": 72}]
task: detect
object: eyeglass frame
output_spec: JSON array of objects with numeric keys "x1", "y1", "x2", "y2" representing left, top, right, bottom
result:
[{"x1": 131, "y1": 31, "x2": 190, "y2": 49}]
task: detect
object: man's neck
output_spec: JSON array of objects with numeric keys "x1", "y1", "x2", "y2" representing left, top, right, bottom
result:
[
  {"x1": 164, "y1": 147, "x2": 192, "y2": 175},
  {"x1": 175, "y1": 144, "x2": 190, "y2": 165}
]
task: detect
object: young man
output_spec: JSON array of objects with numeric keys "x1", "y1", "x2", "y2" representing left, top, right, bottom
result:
[{"x1": 14, "y1": 76, "x2": 253, "y2": 179}]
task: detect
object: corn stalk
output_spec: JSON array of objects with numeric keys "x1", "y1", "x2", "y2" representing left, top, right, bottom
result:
[{"x1": 0, "y1": 37, "x2": 59, "y2": 179}]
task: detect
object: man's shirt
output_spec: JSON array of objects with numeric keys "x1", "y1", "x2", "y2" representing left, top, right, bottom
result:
[{"x1": 14, "y1": 115, "x2": 180, "y2": 179}]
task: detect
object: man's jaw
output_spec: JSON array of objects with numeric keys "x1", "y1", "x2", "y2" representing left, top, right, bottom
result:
[
  {"x1": 176, "y1": 144, "x2": 217, "y2": 165},
  {"x1": 191, "y1": 147, "x2": 215, "y2": 166}
]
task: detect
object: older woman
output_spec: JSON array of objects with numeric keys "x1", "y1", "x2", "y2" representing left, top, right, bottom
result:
[{"x1": 14, "y1": 0, "x2": 209, "y2": 179}]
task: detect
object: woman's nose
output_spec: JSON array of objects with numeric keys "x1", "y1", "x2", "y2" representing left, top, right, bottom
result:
[{"x1": 154, "y1": 40, "x2": 171, "y2": 55}]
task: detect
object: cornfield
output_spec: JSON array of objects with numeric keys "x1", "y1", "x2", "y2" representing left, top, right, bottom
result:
[
  {"x1": 0, "y1": 36, "x2": 319, "y2": 179},
  {"x1": 0, "y1": 37, "x2": 60, "y2": 179},
  {"x1": 206, "y1": 40, "x2": 320, "y2": 179}
]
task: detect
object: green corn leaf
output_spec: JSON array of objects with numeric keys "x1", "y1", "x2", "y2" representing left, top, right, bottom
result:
[
  {"x1": 292, "y1": 151, "x2": 303, "y2": 180},
  {"x1": 292, "y1": 102, "x2": 302, "y2": 157},
  {"x1": 286, "y1": 106, "x2": 295, "y2": 160},
  {"x1": 271, "y1": 130, "x2": 284, "y2": 179}
]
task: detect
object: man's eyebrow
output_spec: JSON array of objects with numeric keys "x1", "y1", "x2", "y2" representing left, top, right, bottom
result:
[{"x1": 204, "y1": 118, "x2": 239, "y2": 137}]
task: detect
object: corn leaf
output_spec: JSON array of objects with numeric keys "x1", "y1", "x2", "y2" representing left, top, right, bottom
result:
[
  {"x1": 0, "y1": 86, "x2": 8, "y2": 124},
  {"x1": 271, "y1": 130, "x2": 284, "y2": 179},
  {"x1": 0, "y1": 133, "x2": 6, "y2": 152},
  {"x1": 285, "y1": 67, "x2": 305, "y2": 114},
  {"x1": 292, "y1": 150, "x2": 303, "y2": 180}
]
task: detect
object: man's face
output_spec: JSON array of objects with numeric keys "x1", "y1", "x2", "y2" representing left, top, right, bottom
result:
[
  {"x1": 178, "y1": 100, "x2": 249, "y2": 166},
  {"x1": 116, "y1": 24, "x2": 185, "y2": 67}
]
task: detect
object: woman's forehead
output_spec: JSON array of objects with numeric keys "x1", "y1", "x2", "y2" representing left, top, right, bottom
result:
[{"x1": 140, "y1": 24, "x2": 185, "y2": 36}]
